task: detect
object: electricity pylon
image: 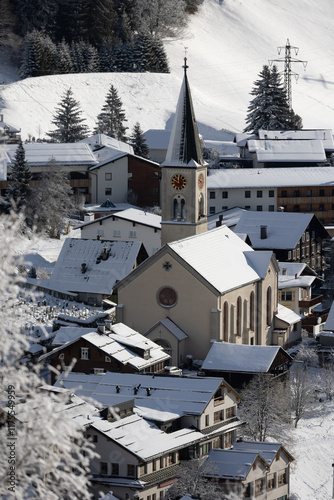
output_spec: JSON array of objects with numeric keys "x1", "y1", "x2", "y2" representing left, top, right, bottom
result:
[{"x1": 269, "y1": 39, "x2": 307, "y2": 110}]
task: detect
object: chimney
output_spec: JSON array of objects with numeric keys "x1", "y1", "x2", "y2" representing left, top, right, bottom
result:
[
  {"x1": 260, "y1": 225, "x2": 267, "y2": 239},
  {"x1": 295, "y1": 273, "x2": 298, "y2": 279},
  {"x1": 116, "y1": 385, "x2": 120, "y2": 393},
  {"x1": 216, "y1": 214, "x2": 223, "y2": 228},
  {"x1": 101, "y1": 246, "x2": 109, "y2": 260},
  {"x1": 81, "y1": 263, "x2": 87, "y2": 274},
  {"x1": 146, "y1": 387, "x2": 151, "y2": 396}
]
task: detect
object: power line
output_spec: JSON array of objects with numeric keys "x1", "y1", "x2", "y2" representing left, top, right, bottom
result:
[{"x1": 269, "y1": 39, "x2": 307, "y2": 110}]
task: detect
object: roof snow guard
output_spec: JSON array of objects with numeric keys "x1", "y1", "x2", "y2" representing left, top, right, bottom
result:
[{"x1": 163, "y1": 58, "x2": 205, "y2": 168}]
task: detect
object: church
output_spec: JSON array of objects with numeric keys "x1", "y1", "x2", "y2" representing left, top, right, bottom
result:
[{"x1": 115, "y1": 60, "x2": 298, "y2": 366}]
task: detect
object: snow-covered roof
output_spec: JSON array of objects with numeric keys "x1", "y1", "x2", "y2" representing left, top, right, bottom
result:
[
  {"x1": 207, "y1": 166, "x2": 334, "y2": 189},
  {"x1": 48, "y1": 238, "x2": 142, "y2": 295},
  {"x1": 278, "y1": 274, "x2": 316, "y2": 289},
  {"x1": 0, "y1": 115, "x2": 20, "y2": 133},
  {"x1": 232, "y1": 440, "x2": 291, "y2": 466},
  {"x1": 91, "y1": 414, "x2": 204, "y2": 461},
  {"x1": 6, "y1": 142, "x2": 98, "y2": 166},
  {"x1": 52, "y1": 326, "x2": 95, "y2": 345},
  {"x1": 207, "y1": 208, "x2": 246, "y2": 230},
  {"x1": 168, "y1": 225, "x2": 271, "y2": 294},
  {"x1": 258, "y1": 129, "x2": 334, "y2": 150},
  {"x1": 77, "y1": 208, "x2": 161, "y2": 231},
  {"x1": 84, "y1": 202, "x2": 137, "y2": 213},
  {"x1": 247, "y1": 139, "x2": 326, "y2": 162},
  {"x1": 204, "y1": 139, "x2": 239, "y2": 157},
  {"x1": 55, "y1": 371, "x2": 224, "y2": 417},
  {"x1": 234, "y1": 211, "x2": 313, "y2": 249},
  {"x1": 205, "y1": 448, "x2": 261, "y2": 480},
  {"x1": 201, "y1": 342, "x2": 289, "y2": 373},
  {"x1": 43, "y1": 324, "x2": 170, "y2": 369},
  {"x1": 80, "y1": 133, "x2": 134, "y2": 154},
  {"x1": 146, "y1": 318, "x2": 188, "y2": 341},
  {"x1": 275, "y1": 303, "x2": 302, "y2": 325}
]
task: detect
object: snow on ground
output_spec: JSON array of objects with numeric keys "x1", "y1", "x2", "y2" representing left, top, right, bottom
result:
[{"x1": 2, "y1": 0, "x2": 334, "y2": 141}]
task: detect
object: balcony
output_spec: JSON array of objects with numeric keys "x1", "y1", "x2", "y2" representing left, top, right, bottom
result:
[{"x1": 299, "y1": 295, "x2": 323, "y2": 309}]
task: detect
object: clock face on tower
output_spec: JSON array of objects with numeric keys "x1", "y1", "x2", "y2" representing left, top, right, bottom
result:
[
  {"x1": 198, "y1": 174, "x2": 204, "y2": 189},
  {"x1": 171, "y1": 174, "x2": 187, "y2": 191}
]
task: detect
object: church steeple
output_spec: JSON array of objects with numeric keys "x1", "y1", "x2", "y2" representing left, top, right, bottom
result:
[
  {"x1": 163, "y1": 58, "x2": 205, "y2": 167},
  {"x1": 160, "y1": 59, "x2": 208, "y2": 246}
]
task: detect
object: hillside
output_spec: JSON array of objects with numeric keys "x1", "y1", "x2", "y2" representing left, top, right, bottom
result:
[{"x1": 1, "y1": 0, "x2": 334, "y2": 141}]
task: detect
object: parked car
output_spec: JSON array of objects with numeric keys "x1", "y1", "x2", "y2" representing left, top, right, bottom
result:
[{"x1": 164, "y1": 366, "x2": 182, "y2": 376}]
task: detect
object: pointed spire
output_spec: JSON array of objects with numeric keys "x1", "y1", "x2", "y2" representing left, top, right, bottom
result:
[{"x1": 163, "y1": 58, "x2": 205, "y2": 167}]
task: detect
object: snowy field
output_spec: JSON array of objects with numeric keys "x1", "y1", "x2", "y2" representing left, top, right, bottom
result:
[{"x1": 2, "y1": 0, "x2": 334, "y2": 141}]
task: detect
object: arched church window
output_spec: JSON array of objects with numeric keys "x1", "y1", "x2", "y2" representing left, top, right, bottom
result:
[
  {"x1": 199, "y1": 193, "x2": 204, "y2": 219},
  {"x1": 250, "y1": 291, "x2": 254, "y2": 331},
  {"x1": 266, "y1": 286, "x2": 272, "y2": 326},
  {"x1": 223, "y1": 301, "x2": 228, "y2": 342},
  {"x1": 173, "y1": 198, "x2": 178, "y2": 220},
  {"x1": 181, "y1": 199, "x2": 186, "y2": 220},
  {"x1": 237, "y1": 296, "x2": 242, "y2": 336}
]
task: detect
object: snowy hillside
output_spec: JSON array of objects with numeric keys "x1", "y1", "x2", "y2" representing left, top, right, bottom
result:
[{"x1": 2, "y1": 0, "x2": 334, "y2": 141}]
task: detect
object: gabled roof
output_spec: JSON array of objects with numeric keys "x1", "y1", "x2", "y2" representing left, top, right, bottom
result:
[
  {"x1": 91, "y1": 414, "x2": 204, "y2": 461},
  {"x1": 202, "y1": 342, "x2": 291, "y2": 374},
  {"x1": 275, "y1": 303, "x2": 302, "y2": 325},
  {"x1": 6, "y1": 143, "x2": 98, "y2": 166},
  {"x1": 48, "y1": 238, "x2": 143, "y2": 295},
  {"x1": 247, "y1": 139, "x2": 326, "y2": 163},
  {"x1": 234, "y1": 211, "x2": 314, "y2": 250},
  {"x1": 80, "y1": 133, "x2": 134, "y2": 154},
  {"x1": 323, "y1": 301, "x2": 334, "y2": 331},
  {"x1": 232, "y1": 440, "x2": 294, "y2": 465},
  {"x1": 146, "y1": 318, "x2": 188, "y2": 341},
  {"x1": 162, "y1": 60, "x2": 205, "y2": 168},
  {"x1": 77, "y1": 208, "x2": 161, "y2": 231},
  {"x1": 55, "y1": 371, "x2": 228, "y2": 417},
  {"x1": 52, "y1": 326, "x2": 95, "y2": 346},
  {"x1": 258, "y1": 128, "x2": 334, "y2": 151},
  {"x1": 41, "y1": 323, "x2": 170, "y2": 370},
  {"x1": 207, "y1": 166, "x2": 334, "y2": 189},
  {"x1": 204, "y1": 448, "x2": 267, "y2": 480}
]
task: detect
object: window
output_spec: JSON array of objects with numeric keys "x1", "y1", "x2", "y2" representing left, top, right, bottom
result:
[
  {"x1": 94, "y1": 368, "x2": 105, "y2": 374},
  {"x1": 267, "y1": 473, "x2": 275, "y2": 490},
  {"x1": 319, "y1": 188, "x2": 325, "y2": 196},
  {"x1": 80, "y1": 347, "x2": 90, "y2": 360},
  {"x1": 222, "y1": 206, "x2": 228, "y2": 210},
  {"x1": 223, "y1": 301, "x2": 229, "y2": 342},
  {"x1": 250, "y1": 292, "x2": 254, "y2": 331},
  {"x1": 205, "y1": 415, "x2": 210, "y2": 426},
  {"x1": 105, "y1": 356, "x2": 111, "y2": 362},
  {"x1": 127, "y1": 464, "x2": 135, "y2": 476},
  {"x1": 209, "y1": 191, "x2": 216, "y2": 199},
  {"x1": 59, "y1": 353, "x2": 64, "y2": 360},
  {"x1": 105, "y1": 188, "x2": 112, "y2": 196},
  {"x1": 222, "y1": 191, "x2": 228, "y2": 198},
  {"x1": 105, "y1": 173, "x2": 112, "y2": 180},
  {"x1": 269, "y1": 205, "x2": 275, "y2": 211},
  {"x1": 282, "y1": 290, "x2": 293, "y2": 303},
  {"x1": 225, "y1": 406, "x2": 235, "y2": 419},
  {"x1": 269, "y1": 190, "x2": 274, "y2": 197},
  {"x1": 113, "y1": 230, "x2": 121, "y2": 237},
  {"x1": 111, "y1": 463, "x2": 119, "y2": 475},
  {"x1": 201, "y1": 442, "x2": 211, "y2": 455},
  {"x1": 306, "y1": 204, "x2": 312, "y2": 211},
  {"x1": 294, "y1": 205, "x2": 300, "y2": 212},
  {"x1": 307, "y1": 189, "x2": 312, "y2": 197},
  {"x1": 278, "y1": 469, "x2": 287, "y2": 486},
  {"x1": 256, "y1": 205, "x2": 263, "y2": 211},
  {"x1": 214, "y1": 410, "x2": 223, "y2": 423},
  {"x1": 214, "y1": 387, "x2": 224, "y2": 405},
  {"x1": 306, "y1": 232, "x2": 310, "y2": 241},
  {"x1": 281, "y1": 190, "x2": 287, "y2": 197},
  {"x1": 224, "y1": 431, "x2": 233, "y2": 448},
  {"x1": 92, "y1": 435, "x2": 98, "y2": 443},
  {"x1": 257, "y1": 190, "x2": 263, "y2": 198},
  {"x1": 153, "y1": 460, "x2": 157, "y2": 472},
  {"x1": 319, "y1": 204, "x2": 324, "y2": 211},
  {"x1": 100, "y1": 462, "x2": 108, "y2": 475},
  {"x1": 266, "y1": 287, "x2": 272, "y2": 326},
  {"x1": 245, "y1": 190, "x2": 251, "y2": 198},
  {"x1": 209, "y1": 206, "x2": 215, "y2": 215},
  {"x1": 294, "y1": 189, "x2": 300, "y2": 197},
  {"x1": 168, "y1": 453, "x2": 176, "y2": 464},
  {"x1": 153, "y1": 171, "x2": 159, "y2": 178},
  {"x1": 236, "y1": 296, "x2": 242, "y2": 336},
  {"x1": 160, "y1": 457, "x2": 164, "y2": 469},
  {"x1": 245, "y1": 205, "x2": 251, "y2": 210},
  {"x1": 255, "y1": 478, "x2": 264, "y2": 496},
  {"x1": 129, "y1": 230, "x2": 137, "y2": 238}
]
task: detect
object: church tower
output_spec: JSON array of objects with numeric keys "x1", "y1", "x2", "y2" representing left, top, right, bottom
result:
[{"x1": 160, "y1": 59, "x2": 208, "y2": 246}]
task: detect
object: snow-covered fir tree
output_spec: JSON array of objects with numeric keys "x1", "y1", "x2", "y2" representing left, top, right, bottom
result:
[
  {"x1": 56, "y1": 39, "x2": 74, "y2": 74},
  {"x1": 244, "y1": 65, "x2": 302, "y2": 134},
  {"x1": 94, "y1": 84, "x2": 128, "y2": 140},
  {"x1": 129, "y1": 122, "x2": 150, "y2": 158},
  {"x1": 47, "y1": 88, "x2": 90, "y2": 142},
  {"x1": 19, "y1": 29, "x2": 58, "y2": 79},
  {"x1": 5, "y1": 140, "x2": 32, "y2": 212}
]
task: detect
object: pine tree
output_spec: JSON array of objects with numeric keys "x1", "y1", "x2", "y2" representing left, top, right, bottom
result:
[
  {"x1": 94, "y1": 85, "x2": 128, "y2": 141},
  {"x1": 129, "y1": 122, "x2": 150, "y2": 158},
  {"x1": 47, "y1": 88, "x2": 90, "y2": 142},
  {"x1": 5, "y1": 140, "x2": 32, "y2": 211},
  {"x1": 244, "y1": 65, "x2": 295, "y2": 134},
  {"x1": 56, "y1": 39, "x2": 74, "y2": 74}
]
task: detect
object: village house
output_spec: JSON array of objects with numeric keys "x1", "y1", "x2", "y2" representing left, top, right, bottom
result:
[
  {"x1": 57, "y1": 370, "x2": 245, "y2": 499},
  {"x1": 39, "y1": 323, "x2": 170, "y2": 383},
  {"x1": 0, "y1": 113, "x2": 21, "y2": 143},
  {"x1": 200, "y1": 342, "x2": 292, "y2": 389},
  {"x1": 77, "y1": 208, "x2": 161, "y2": 257},
  {"x1": 233, "y1": 211, "x2": 329, "y2": 273},
  {"x1": 28, "y1": 238, "x2": 148, "y2": 306},
  {"x1": 203, "y1": 440, "x2": 294, "y2": 500},
  {"x1": 207, "y1": 166, "x2": 334, "y2": 226}
]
